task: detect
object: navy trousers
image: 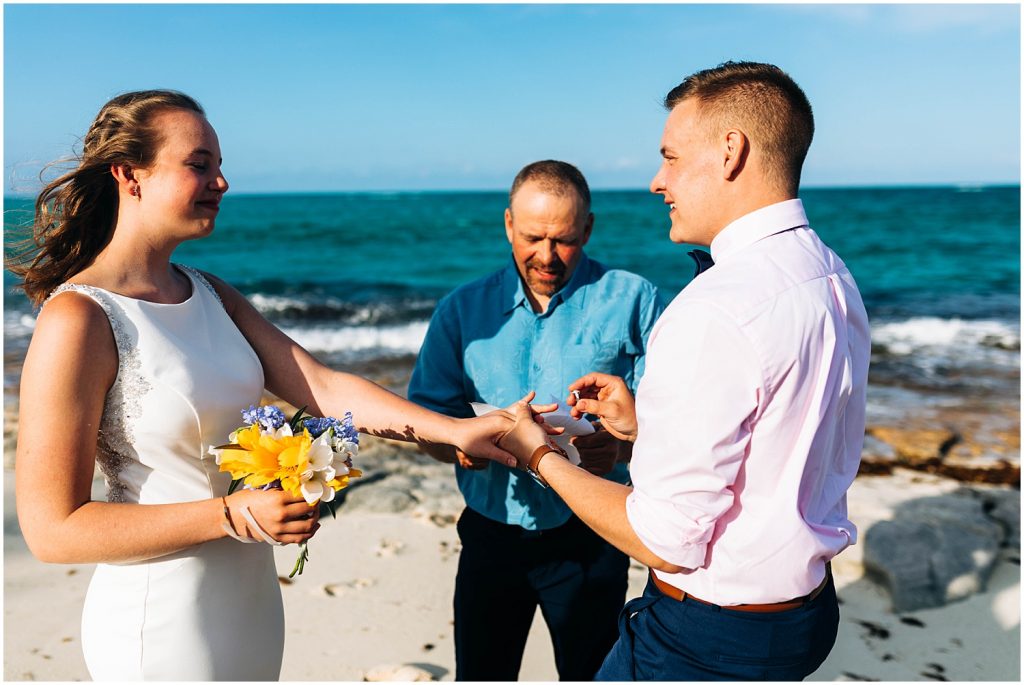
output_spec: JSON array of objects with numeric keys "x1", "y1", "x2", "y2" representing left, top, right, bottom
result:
[
  {"x1": 596, "y1": 574, "x2": 840, "y2": 681},
  {"x1": 454, "y1": 507, "x2": 629, "y2": 681}
]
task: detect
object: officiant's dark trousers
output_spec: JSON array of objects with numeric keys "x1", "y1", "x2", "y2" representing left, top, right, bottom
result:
[{"x1": 453, "y1": 507, "x2": 629, "y2": 681}]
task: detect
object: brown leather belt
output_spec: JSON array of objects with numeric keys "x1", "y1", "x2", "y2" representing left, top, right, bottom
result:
[{"x1": 649, "y1": 564, "x2": 831, "y2": 613}]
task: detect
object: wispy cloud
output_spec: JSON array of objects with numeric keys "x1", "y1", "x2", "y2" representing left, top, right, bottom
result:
[
  {"x1": 775, "y1": 4, "x2": 874, "y2": 26},
  {"x1": 772, "y1": 4, "x2": 1017, "y2": 36},
  {"x1": 886, "y1": 4, "x2": 1019, "y2": 35}
]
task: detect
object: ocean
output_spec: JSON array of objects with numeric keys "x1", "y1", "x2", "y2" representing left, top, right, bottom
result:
[{"x1": 4, "y1": 186, "x2": 1021, "y2": 410}]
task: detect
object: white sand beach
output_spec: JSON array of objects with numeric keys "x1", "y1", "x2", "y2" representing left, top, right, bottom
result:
[{"x1": 3, "y1": 437, "x2": 1020, "y2": 682}]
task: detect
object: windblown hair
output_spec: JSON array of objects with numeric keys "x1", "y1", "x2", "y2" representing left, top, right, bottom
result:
[
  {"x1": 6, "y1": 90, "x2": 205, "y2": 306},
  {"x1": 509, "y1": 160, "x2": 591, "y2": 214},
  {"x1": 665, "y1": 61, "x2": 814, "y2": 194}
]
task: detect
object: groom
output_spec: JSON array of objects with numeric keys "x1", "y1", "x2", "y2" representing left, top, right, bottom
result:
[{"x1": 500, "y1": 61, "x2": 871, "y2": 680}]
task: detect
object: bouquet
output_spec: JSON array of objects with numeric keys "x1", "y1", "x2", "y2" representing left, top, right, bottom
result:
[{"x1": 209, "y1": 404, "x2": 362, "y2": 577}]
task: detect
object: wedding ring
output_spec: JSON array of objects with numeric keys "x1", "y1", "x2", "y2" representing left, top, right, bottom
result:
[{"x1": 572, "y1": 390, "x2": 581, "y2": 402}]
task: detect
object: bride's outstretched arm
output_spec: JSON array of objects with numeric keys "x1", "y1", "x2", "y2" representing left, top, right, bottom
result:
[
  {"x1": 15, "y1": 292, "x2": 319, "y2": 565},
  {"x1": 208, "y1": 275, "x2": 517, "y2": 468}
]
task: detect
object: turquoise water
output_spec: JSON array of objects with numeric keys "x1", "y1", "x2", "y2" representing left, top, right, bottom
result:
[{"x1": 4, "y1": 186, "x2": 1020, "y2": 396}]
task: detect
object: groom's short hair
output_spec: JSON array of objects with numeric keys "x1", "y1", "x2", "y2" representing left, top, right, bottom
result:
[
  {"x1": 665, "y1": 61, "x2": 814, "y2": 194},
  {"x1": 509, "y1": 160, "x2": 591, "y2": 214}
]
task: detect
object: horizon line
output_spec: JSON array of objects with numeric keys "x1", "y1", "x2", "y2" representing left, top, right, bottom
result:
[{"x1": 3, "y1": 182, "x2": 1020, "y2": 201}]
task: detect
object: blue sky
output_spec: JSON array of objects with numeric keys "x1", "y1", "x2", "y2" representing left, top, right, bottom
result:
[{"x1": 4, "y1": 3, "x2": 1020, "y2": 193}]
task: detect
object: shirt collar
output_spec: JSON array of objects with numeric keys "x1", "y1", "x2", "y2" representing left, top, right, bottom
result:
[
  {"x1": 709, "y1": 199, "x2": 809, "y2": 264},
  {"x1": 501, "y1": 253, "x2": 591, "y2": 316}
]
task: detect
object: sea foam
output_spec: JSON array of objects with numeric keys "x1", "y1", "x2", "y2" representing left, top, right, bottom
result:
[
  {"x1": 871, "y1": 317, "x2": 1020, "y2": 356},
  {"x1": 279, "y1": 321, "x2": 429, "y2": 357}
]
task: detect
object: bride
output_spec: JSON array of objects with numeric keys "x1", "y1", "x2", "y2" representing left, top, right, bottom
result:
[{"x1": 9, "y1": 90, "x2": 517, "y2": 681}]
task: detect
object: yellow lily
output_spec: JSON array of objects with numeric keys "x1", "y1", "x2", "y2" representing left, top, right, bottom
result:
[{"x1": 217, "y1": 424, "x2": 288, "y2": 487}]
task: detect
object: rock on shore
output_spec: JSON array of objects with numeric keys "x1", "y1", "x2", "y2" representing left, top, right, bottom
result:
[{"x1": 863, "y1": 487, "x2": 1019, "y2": 612}]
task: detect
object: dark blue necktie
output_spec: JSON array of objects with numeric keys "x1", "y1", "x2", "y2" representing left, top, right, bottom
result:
[{"x1": 687, "y1": 249, "x2": 715, "y2": 277}]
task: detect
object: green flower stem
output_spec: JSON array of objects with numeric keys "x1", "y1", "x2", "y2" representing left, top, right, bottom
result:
[{"x1": 290, "y1": 541, "x2": 310, "y2": 578}]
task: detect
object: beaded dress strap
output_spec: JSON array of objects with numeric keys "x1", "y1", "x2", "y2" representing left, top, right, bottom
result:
[
  {"x1": 44, "y1": 283, "x2": 129, "y2": 355},
  {"x1": 177, "y1": 264, "x2": 224, "y2": 308}
]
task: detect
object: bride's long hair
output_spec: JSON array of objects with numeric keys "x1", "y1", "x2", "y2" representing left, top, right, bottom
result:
[{"x1": 6, "y1": 90, "x2": 205, "y2": 306}]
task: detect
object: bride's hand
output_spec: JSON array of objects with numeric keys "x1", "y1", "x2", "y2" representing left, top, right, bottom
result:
[
  {"x1": 451, "y1": 392, "x2": 559, "y2": 468},
  {"x1": 225, "y1": 489, "x2": 320, "y2": 545},
  {"x1": 451, "y1": 411, "x2": 518, "y2": 468}
]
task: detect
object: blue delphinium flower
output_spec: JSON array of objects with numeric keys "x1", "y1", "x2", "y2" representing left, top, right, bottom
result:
[
  {"x1": 337, "y1": 411, "x2": 359, "y2": 445},
  {"x1": 303, "y1": 412, "x2": 359, "y2": 445},
  {"x1": 241, "y1": 405, "x2": 286, "y2": 431},
  {"x1": 303, "y1": 416, "x2": 340, "y2": 439}
]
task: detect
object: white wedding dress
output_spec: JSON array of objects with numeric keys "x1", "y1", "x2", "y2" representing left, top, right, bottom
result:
[{"x1": 48, "y1": 265, "x2": 284, "y2": 681}]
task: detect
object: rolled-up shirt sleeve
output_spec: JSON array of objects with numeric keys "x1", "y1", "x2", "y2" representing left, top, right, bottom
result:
[{"x1": 625, "y1": 297, "x2": 764, "y2": 569}]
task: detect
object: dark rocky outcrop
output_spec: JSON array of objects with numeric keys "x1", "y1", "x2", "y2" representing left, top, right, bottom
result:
[{"x1": 863, "y1": 489, "x2": 1016, "y2": 612}]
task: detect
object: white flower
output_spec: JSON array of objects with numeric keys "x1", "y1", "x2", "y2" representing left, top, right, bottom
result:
[
  {"x1": 302, "y1": 433, "x2": 334, "y2": 477},
  {"x1": 300, "y1": 474, "x2": 336, "y2": 505},
  {"x1": 266, "y1": 423, "x2": 294, "y2": 439},
  {"x1": 332, "y1": 437, "x2": 359, "y2": 457},
  {"x1": 299, "y1": 433, "x2": 338, "y2": 505}
]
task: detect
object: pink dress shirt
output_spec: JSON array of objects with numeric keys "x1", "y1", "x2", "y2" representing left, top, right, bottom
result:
[{"x1": 625, "y1": 199, "x2": 870, "y2": 605}]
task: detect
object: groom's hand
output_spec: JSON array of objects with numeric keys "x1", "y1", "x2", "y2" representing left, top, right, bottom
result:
[
  {"x1": 495, "y1": 393, "x2": 560, "y2": 469},
  {"x1": 567, "y1": 373, "x2": 638, "y2": 442}
]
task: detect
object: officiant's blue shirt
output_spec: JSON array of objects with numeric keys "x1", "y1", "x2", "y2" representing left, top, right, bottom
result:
[{"x1": 409, "y1": 255, "x2": 664, "y2": 530}]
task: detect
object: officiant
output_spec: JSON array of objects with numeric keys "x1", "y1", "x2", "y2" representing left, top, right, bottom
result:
[{"x1": 408, "y1": 160, "x2": 664, "y2": 681}]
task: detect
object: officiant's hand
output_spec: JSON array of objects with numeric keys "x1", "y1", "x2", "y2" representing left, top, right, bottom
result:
[
  {"x1": 572, "y1": 427, "x2": 618, "y2": 476},
  {"x1": 567, "y1": 373, "x2": 638, "y2": 442}
]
